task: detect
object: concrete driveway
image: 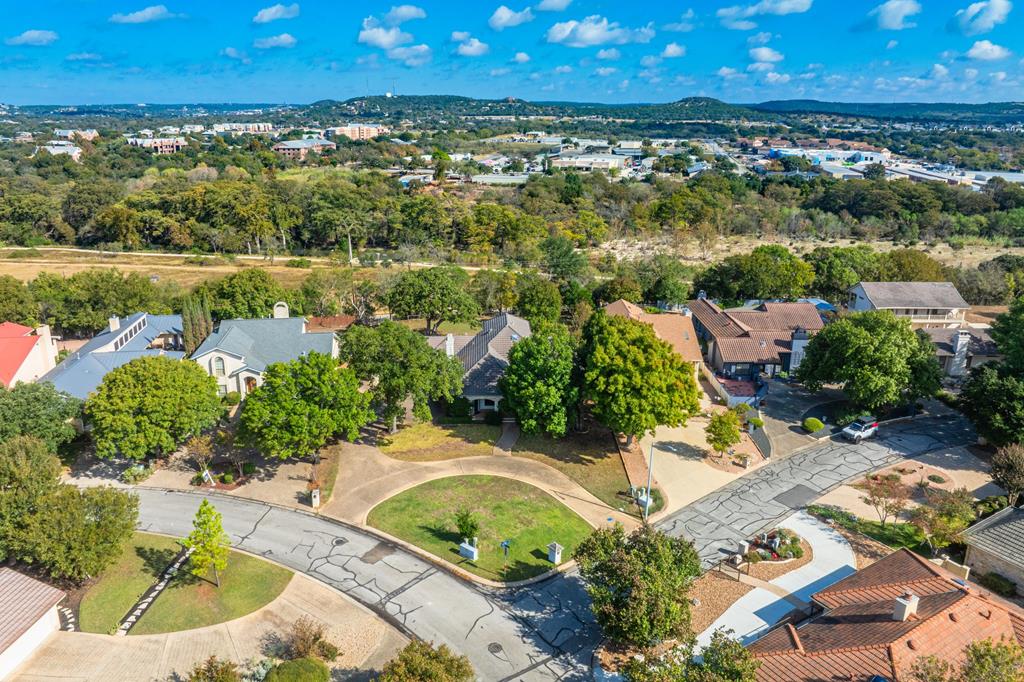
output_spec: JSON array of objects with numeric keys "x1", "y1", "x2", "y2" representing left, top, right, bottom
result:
[{"x1": 759, "y1": 380, "x2": 845, "y2": 458}]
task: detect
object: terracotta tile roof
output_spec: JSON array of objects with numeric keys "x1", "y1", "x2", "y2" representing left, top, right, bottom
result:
[
  {"x1": 715, "y1": 332, "x2": 792, "y2": 364},
  {"x1": 0, "y1": 568, "x2": 65, "y2": 654},
  {"x1": 749, "y1": 549, "x2": 1024, "y2": 682},
  {"x1": 689, "y1": 298, "x2": 748, "y2": 338},
  {"x1": 603, "y1": 300, "x2": 703, "y2": 364},
  {"x1": 726, "y1": 303, "x2": 825, "y2": 333},
  {"x1": 689, "y1": 300, "x2": 824, "y2": 357}
]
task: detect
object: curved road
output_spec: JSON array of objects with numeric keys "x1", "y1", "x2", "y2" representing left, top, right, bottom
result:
[{"x1": 136, "y1": 489, "x2": 597, "y2": 681}]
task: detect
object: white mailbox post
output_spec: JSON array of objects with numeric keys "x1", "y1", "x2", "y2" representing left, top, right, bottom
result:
[{"x1": 548, "y1": 542, "x2": 563, "y2": 564}]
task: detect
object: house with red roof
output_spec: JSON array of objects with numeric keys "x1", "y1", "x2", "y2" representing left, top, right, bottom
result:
[{"x1": 0, "y1": 322, "x2": 58, "y2": 388}]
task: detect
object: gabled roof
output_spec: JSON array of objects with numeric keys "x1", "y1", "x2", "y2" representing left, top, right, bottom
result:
[
  {"x1": 0, "y1": 568, "x2": 65, "y2": 654},
  {"x1": 690, "y1": 299, "x2": 823, "y2": 342},
  {"x1": 0, "y1": 321, "x2": 34, "y2": 337},
  {"x1": 854, "y1": 281, "x2": 969, "y2": 310},
  {"x1": 924, "y1": 327, "x2": 1000, "y2": 359},
  {"x1": 0, "y1": 335, "x2": 39, "y2": 387},
  {"x1": 603, "y1": 300, "x2": 703, "y2": 364},
  {"x1": 456, "y1": 313, "x2": 531, "y2": 397},
  {"x1": 192, "y1": 317, "x2": 335, "y2": 373},
  {"x1": 961, "y1": 506, "x2": 1024, "y2": 573}
]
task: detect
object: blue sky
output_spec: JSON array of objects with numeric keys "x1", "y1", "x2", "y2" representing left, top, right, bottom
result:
[{"x1": 2, "y1": 0, "x2": 1022, "y2": 104}]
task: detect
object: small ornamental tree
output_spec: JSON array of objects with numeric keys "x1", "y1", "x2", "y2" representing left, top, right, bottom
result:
[
  {"x1": 992, "y1": 296, "x2": 1024, "y2": 374},
  {"x1": 622, "y1": 629, "x2": 759, "y2": 682},
  {"x1": 992, "y1": 444, "x2": 1024, "y2": 507},
  {"x1": 860, "y1": 475, "x2": 909, "y2": 528},
  {"x1": 85, "y1": 355, "x2": 221, "y2": 460},
  {"x1": 573, "y1": 523, "x2": 702, "y2": 647},
  {"x1": 183, "y1": 499, "x2": 230, "y2": 587},
  {"x1": 908, "y1": 487, "x2": 975, "y2": 555},
  {"x1": 240, "y1": 353, "x2": 373, "y2": 463},
  {"x1": 499, "y1": 323, "x2": 578, "y2": 438},
  {"x1": 705, "y1": 410, "x2": 742, "y2": 458},
  {"x1": 910, "y1": 638, "x2": 1024, "y2": 682},
  {"x1": 582, "y1": 313, "x2": 700, "y2": 445},
  {"x1": 379, "y1": 640, "x2": 474, "y2": 682},
  {"x1": 339, "y1": 321, "x2": 463, "y2": 433}
]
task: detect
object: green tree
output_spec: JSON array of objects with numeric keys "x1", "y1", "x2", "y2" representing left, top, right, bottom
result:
[
  {"x1": 593, "y1": 275, "x2": 644, "y2": 305},
  {"x1": 959, "y1": 364, "x2": 1024, "y2": 446},
  {"x1": 582, "y1": 313, "x2": 700, "y2": 444},
  {"x1": 205, "y1": 269, "x2": 288, "y2": 320},
  {"x1": 515, "y1": 274, "x2": 563, "y2": 325},
  {"x1": 18, "y1": 485, "x2": 138, "y2": 581},
  {"x1": 881, "y1": 249, "x2": 947, "y2": 282},
  {"x1": 500, "y1": 323, "x2": 578, "y2": 437},
  {"x1": 705, "y1": 410, "x2": 742, "y2": 458},
  {"x1": 911, "y1": 638, "x2": 1024, "y2": 682},
  {"x1": 0, "y1": 382, "x2": 81, "y2": 453},
  {"x1": 908, "y1": 487, "x2": 975, "y2": 555},
  {"x1": 454, "y1": 508, "x2": 480, "y2": 541},
  {"x1": 0, "y1": 436, "x2": 61, "y2": 562},
  {"x1": 85, "y1": 355, "x2": 221, "y2": 460},
  {"x1": 804, "y1": 245, "x2": 884, "y2": 302},
  {"x1": 574, "y1": 523, "x2": 702, "y2": 647},
  {"x1": 862, "y1": 162, "x2": 887, "y2": 180},
  {"x1": 240, "y1": 353, "x2": 373, "y2": 463},
  {"x1": 623, "y1": 629, "x2": 759, "y2": 682},
  {"x1": 183, "y1": 499, "x2": 230, "y2": 587},
  {"x1": 384, "y1": 267, "x2": 479, "y2": 334},
  {"x1": 379, "y1": 640, "x2": 475, "y2": 682},
  {"x1": 541, "y1": 235, "x2": 589, "y2": 284},
  {"x1": 796, "y1": 311, "x2": 942, "y2": 411},
  {"x1": 992, "y1": 444, "x2": 1024, "y2": 507},
  {"x1": 471, "y1": 269, "x2": 519, "y2": 313},
  {"x1": 991, "y1": 297, "x2": 1024, "y2": 374},
  {"x1": 339, "y1": 322, "x2": 463, "y2": 432},
  {"x1": 694, "y1": 245, "x2": 814, "y2": 302},
  {"x1": 0, "y1": 275, "x2": 37, "y2": 326}
]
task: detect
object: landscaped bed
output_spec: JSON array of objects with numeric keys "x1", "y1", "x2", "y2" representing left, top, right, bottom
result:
[
  {"x1": 377, "y1": 422, "x2": 500, "y2": 461},
  {"x1": 366, "y1": 475, "x2": 593, "y2": 582},
  {"x1": 807, "y1": 504, "x2": 927, "y2": 554},
  {"x1": 79, "y1": 531, "x2": 292, "y2": 635}
]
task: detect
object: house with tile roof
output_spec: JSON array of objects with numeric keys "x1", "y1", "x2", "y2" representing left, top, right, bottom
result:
[
  {"x1": 689, "y1": 298, "x2": 824, "y2": 379},
  {"x1": 41, "y1": 313, "x2": 184, "y2": 399},
  {"x1": 0, "y1": 568, "x2": 65, "y2": 680},
  {"x1": 748, "y1": 548, "x2": 1024, "y2": 681},
  {"x1": 191, "y1": 305, "x2": 337, "y2": 398},
  {"x1": 602, "y1": 300, "x2": 703, "y2": 370},
  {"x1": 0, "y1": 322, "x2": 57, "y2": 388},
  {"x1": 962, "y1": 506, "x2": 1024, "y2": 597},
  {"x1": 849, "y1": 281, "x2": 970, "y2": 328},
  {"x1": 427, "y1": 313, "x2": 530, "y2": 413}
]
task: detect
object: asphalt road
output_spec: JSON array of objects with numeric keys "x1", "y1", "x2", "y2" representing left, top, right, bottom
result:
[{"x1": 135, "y1": 489, "x2": 597, "y2": 681}]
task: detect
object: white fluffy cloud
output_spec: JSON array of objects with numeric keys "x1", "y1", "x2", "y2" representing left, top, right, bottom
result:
[
  {"x1": 747, "y1": 61, "x2": 774, "y2": 71},
  {"x1": 5, "y1": 29, "x2": 59, "y2": 45},
  {"x1": 489, "y1": 5, "x2": 535, "y2": 30},
  {"x1": 747, "y1": 31, "x2": 772, "y2": 45},
  {"x1": 358, "y1": 16, "x2": 412, "y2": 49},
  {"x1": 456, "y1": 37, "x2": 490, "y2": 56},
  {"x1": 221, "y1": 47, "x2": 251, "y2": 64},
  {"x1": 595, "y1": 66, "x2": 617, "y2": 76},
  {"x1": 450, "y1": 30, "x2": 471, "y2": 41},
  {"x1": 749, "y1": 46, "x2": 784, "y2": 62},
  {"x1": 886, "y1": 39, "x2": 899, "y2": 49},
  {"x1": 661, "y1": 42, "x2": 685, "y2": 58},
  {"x1": 387, "y1": 44, "x2": 431, "y2": 66},
  {"x1": 640, "y1": 55, "x2": 661, "y2": 67},
  {"x1": 954, "y1": 0, "x2": 1012, "y2": 35},
  {"x1": 384, "y1": 5, "x2": 426, "y2": 25},
  {"x1": 930, "y1": 63, "x2": 950, "y2": 79},
  {"x1": 717, "y1": 0, "x2": 812, "y2": 29},
  {"x1": 546, "y1": 15, "x2": 654, "y2": 47},
  {"x1": 490, "y1": 67, "x2": 511, "y2": 76},
  {"x1": 554, "y1": 64, "x2": 572, "y2": 73},
  {"x1": 253, "y1": 33, "x2": 296, "y2": 48},
  {"x1": 868, "y1": 0, "x2": 921, "y2": 30},
  {"x1": 536, "y1": 0, "x2": 571, "y2": 10},
  {"x1": 513, "y1": 51, "x2": 531, "y2": 63},
  {"x1": 765, "y1": 71, "x2": 791, "y2": 84},
  {"x1": 664, "y1": 9, "x2": 696, "y2": 32},
  {"x1": 967, "y1": 39, "x2": 1011, "y2": 59},
  {"x1": 66, "y1": 52, "x2": 102, "y2": 61},
  {"x1": 109, "y1": 5, "x2": 184, "y2": 24},
  {"x1": 596, "y1": 48, "x2": 620, "y2": 60},
  {"x1": 253, "y1": 3, "x2": 299, "y2": 23},
  {"x1": 717, "y1": 66, "x2": 744, "y2": 79}
]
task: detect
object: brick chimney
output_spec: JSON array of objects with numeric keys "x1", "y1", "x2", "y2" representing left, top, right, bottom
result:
[{"x1": 894, "y1": 592, "x2": 919, "y2": 622}]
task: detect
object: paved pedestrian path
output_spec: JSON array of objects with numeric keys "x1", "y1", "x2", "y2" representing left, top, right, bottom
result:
[
  {"x1": 492, "y1": 421, "x2": 521, "y2": 456},
  {"x1": 321, "y1": 443, "x2": 638, "y2": 530}
]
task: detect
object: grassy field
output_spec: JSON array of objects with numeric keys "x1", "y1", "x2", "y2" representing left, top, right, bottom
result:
[
  {"x1": 366, "y1": 475, "x2": 593, "y2": 581},
  {"x1": 378, "y1": 422, "x2": 500, "y2": 461},
  {"x1": 79, "y1": 532, "x2": 292, "y2": 635},
  {"x1": 512, "y1": 427, "x2": 633, "y2": 512}
]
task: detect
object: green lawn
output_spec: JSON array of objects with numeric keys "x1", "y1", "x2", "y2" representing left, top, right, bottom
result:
[
  {"x1": 79, "y1": 532, "x2": 292, "y2": 635},
  {"x1": 378, "y1": 422, "x2": 500, "y2": 461},
  {"x1": 512, "y1": 427, "x2": 634, "y2": 513},
  {"x1": 366, "y1": 475, "x2": 593, "y2": 581},
  {"x1": 807, "y1": 504, "x2": 928, "y2": 553}
]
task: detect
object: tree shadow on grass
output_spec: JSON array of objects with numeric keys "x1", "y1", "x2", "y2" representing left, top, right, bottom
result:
[
  {"x1": 135, "y1": 545, "x2": 182, "y2": 580},
  {"x1": 419, "y1": 524, "x2": 461, "y2": 545}
]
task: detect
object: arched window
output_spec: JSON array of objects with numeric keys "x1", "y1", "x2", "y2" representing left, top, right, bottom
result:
[{"x1": 213, "y1": 357, "x2": 225, "y2": 377}]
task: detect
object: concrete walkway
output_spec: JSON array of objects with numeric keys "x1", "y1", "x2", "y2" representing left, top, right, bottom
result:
[
  {"x1": 695, "y1": 511, "x2": 857, "y2": 648},
  {"x1": 13, "y1": 573, "x2": 407, "y2": 681},
  {"x1": 492, "y1": 421, "x2": 521, "y2": 456},
  {"x1": 322, "y1": 442, "x2": 638, "y2": 530}
]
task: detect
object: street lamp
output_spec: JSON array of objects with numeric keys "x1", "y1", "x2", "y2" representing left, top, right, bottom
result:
[{"x1": 643, "y1": 439, "x2": 654, "y2": 522}]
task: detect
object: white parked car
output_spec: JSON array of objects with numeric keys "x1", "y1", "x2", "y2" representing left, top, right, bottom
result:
[{"x1": 842, "y1": 416, "x2": 879, "y2": 443}]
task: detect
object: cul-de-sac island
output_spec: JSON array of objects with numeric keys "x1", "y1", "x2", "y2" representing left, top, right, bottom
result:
[{"x1": 3, "y1": 2, "x2": 1024, "y2": 681}]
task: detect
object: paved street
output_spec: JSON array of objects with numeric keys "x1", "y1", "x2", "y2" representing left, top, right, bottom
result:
[
  {"x1": 134, "y1": 489, "x2": 597, "y2": 681},
  {"x1": 657, "y1": 416, "x2": 975, "y2": 566}
]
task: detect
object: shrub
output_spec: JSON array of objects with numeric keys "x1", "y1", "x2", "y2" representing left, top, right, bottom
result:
[
  {"x1": 379, "y1": 640, "x2": 474, "y2": 682},
  {"x1": 748, "y1": 417, "x2": 764, "y2": 429},
  {"x1": 223, "y1": 391, "x2": 241, "y2": 406},
  {"x1": 744, "y1": 551, "x2": 761, "y2": 564},
  {"x1": 264, "y1": 657, "x2": 328, "y2": 682},
  {"x1": 454, "y1": 508, "x2": 480, "y2": 541},
  {"x1": 242, "y1": 462, "x2": 256, "y2": 476},
  {"x1": 979, "y1": 572, "x2": 1017, "y2": 597},
  {"x1": 802, "y1": 417, "x2": 825, "y2": 433},
  {"x1": 221, "y1": 472, "x2": 234, "y2": 484},
  {"x1": 484, "y1": 409, "x2": 502, "y2": 426},
  {"x1": 285, "y1": 616, "x2": 336, "y2": 660},
  {"x1": 444, "y1": 397, "x2": 473, "y2": 421},
  {"x1": 121, "y1": 464, "x2": 153, "y2": 484},
  {"x1": 188, "y1": 655, "x2": 241, "y2": 682},
  {"x1": 786, "y1": 544, "x2": 805, "y2": 560},
  {"x1": 975, "y1": 495, "x2": 1009, "y2": 519},
  {"x1": 285, "y1": 257, "x2": 312, "y2": 269},
  {"x1": 927, "y1": 474, "x2": 946, "y2": 484}
]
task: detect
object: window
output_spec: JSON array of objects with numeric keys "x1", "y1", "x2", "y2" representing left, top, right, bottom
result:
[
  {"x1": 217, "y1": 385, "x2": 227, "y2": 397},
  {"x1": 213, "y1": 357, "x2": 225, "y2": 377}
]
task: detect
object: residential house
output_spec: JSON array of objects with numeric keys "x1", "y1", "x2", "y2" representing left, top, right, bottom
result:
[
  {"x1": 427, "y1": 313, "x2": 530, "y2": 413},
  {"x1": 0, "y1": 322, "x2": 58, "y2": 388},
  {"x1": 0, "y1": 568, "x2": 66, "y2": 680},
  {"x1": 191, "y1": 303, "x2": 337, "y2": 398},
  {"x1": 37, "y1": 141, "x2": 82, "y2": 162},
  {"x1": 924, "y1": 327, "x2": 1001, "y2": 378},
  {"x1": 689, "y1": 298, "x2": 824, "y2": 379},
  {"x1": 962, "y1": 506, "x2": 1024, "y2": 594},
  {"x1": 52, "y1": 128, "x2": 98, "y2": 141},
  {"x1": 848, "y1": 281, "x2": 969, "y2": 328},
  {"x1": 603, "y1": 300, "x2": 703, "y2": 373},
  {"x1": 42, "y1": 313, "x2": 184, "y2": 400},
  {"x1": 748, "y1": 548, "x2": 1024, "y2": 681},
  {"x1": 272, "y1": 138, "x2": 336, "y2": 160}
]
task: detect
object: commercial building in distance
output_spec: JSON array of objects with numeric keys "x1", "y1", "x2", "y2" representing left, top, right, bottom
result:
[
  {"x1": 125, "y1": 137, "x2": 187, "y2": 154},
  {"x1": 325, "y1": 123, "x2": 390, "y2": 141},
  {"x1": 272, "y1": 138, "x2": 336, "y2": 160}
]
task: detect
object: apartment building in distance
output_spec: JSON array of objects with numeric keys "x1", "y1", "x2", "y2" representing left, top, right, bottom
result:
[
  {"x1": 272, "y1": 138, "x2": 336, "y2": 160},
  {"x1": 125, "y1": 136, "x2": 187, "y2": 154},
  {"x1": 325, "y1": 123, "x2": 391, "y2": 141},
  {"x1": 212, "y1": 122, "x2": 274, "y2": 134},
  {"x1": 52, "y1": 128, "x2": 99, "y2": 141}
]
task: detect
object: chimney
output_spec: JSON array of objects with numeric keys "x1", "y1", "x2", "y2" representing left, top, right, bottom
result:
[
  {"x1": 108, "y1": 316, "x2": 120, "y2": 332},
  {"x1": 35, "y1": 324, "x2": 56, "y2": 370},
  {"x1": 445, "y1": 333, "x2": 454, "y2": 357},
  {"x1": 272, "y1": 301, "x2": 289, "y2": 319},
  {"x1": 894, "y1": 593, "x2": 920, "y2": 622}
]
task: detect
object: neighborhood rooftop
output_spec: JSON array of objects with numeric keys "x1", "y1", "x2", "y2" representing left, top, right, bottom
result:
[
  {"x1": 961, "y1": 506, "x2": 1024, "y2": 575},
  {"x1": 603, "y1": 300, "x2": 702, "y2": 364},
  {"x1": 0, "y1": 568, "x2": 65, "y2": 659},
  {"x1": 191, "y1": 317, "x2": 335, "y2": 373},
  {"x1": 854, "y1": 281, "x2": 970, "y2": 310}
]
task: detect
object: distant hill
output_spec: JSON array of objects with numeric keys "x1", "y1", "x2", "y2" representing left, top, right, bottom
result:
[{"x1": 751, "y1": 99, "x2": 1024, "y2": 123}]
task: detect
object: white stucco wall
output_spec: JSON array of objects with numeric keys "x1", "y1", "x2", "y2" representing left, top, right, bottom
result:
[
  {"x1": 9, "y1": 338, "x2": 56, "y2": 385},
  {"x1": 193, "y1": 351, "x2": 265, "y2": 397},
  {"x1": 0, "y1": 605, "x2": 59, "y2": 680}
]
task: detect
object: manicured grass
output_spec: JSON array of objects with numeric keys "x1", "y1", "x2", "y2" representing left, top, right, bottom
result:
[
  {"x1": 513, "y1": 427, "x2": 633, "y2": 513},
  {"x1": 367, "y1": 475, "x2": 593, "y2": 581},
  {"x1": 378, "y1": 422, "x2": 500, "y2": 461},
  {"x1": 807, "y1": 504, "x2": 928, "y2": 553},
  {"x1": 79, "y1": 532, "x2": 292, "y2": 636}
]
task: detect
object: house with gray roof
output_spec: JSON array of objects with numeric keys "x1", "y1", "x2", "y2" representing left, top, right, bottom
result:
[
  {"x1": 42, "y1": 313, "x2": 184, "y2": 400},
  {"x1": 848, "y1": 281, "x2": 970, "y2": 328},
  {"x1": 191, "y1": 304, "x2": 337, "y2": 398},
  {"x1": 427, "y1": 313, "x2": 531, "y2": 413},
  {"x1": 962, "y1": 506, "x2": 1024, "y2": 594}
]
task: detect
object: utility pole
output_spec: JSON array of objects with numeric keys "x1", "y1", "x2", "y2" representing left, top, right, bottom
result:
[{"x1": 643, "y1": 440, "x2": 654, "y2": 522}]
